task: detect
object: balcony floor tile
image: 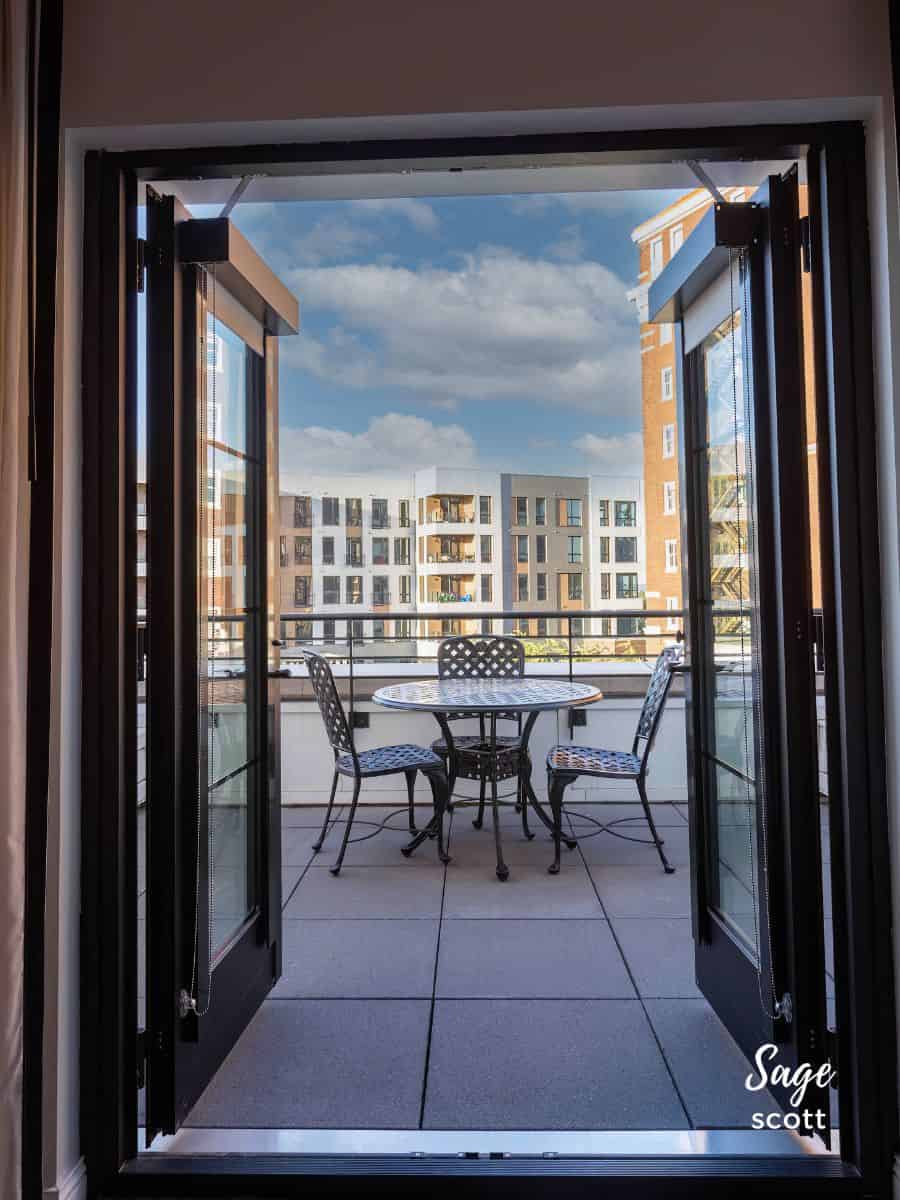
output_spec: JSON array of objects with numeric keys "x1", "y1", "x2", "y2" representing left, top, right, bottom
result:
[
  {"x1": 442, "y1": 859, "x2": 601, "y2": 920},
  {"x1": 435, "y1": 919, "x2": 635, "y2": 999},
  {"x1": 578, "y1": 825, "x2": 691, "y2": 868},
  {"x1": 284, "y1": 866, "x2": 444, "y2": 920},
  {"x1": 273, "y1": 919, "x2": 439, "y2": 998},
  {"x1": 590, "y1": 866, "x2": 692, "y2": 919},
  {"x1": 281, "y1": 804, "x2": 345, "y2": 827},
  {"x1": 422, "y1": 999, "x2": 687, "y2": 1130},
  {"x1": 185, "y1": 998, "x2": 430, "y2": 1128},
  {"x1": 608, "y1": 917, "x2": 702, "y2": 999}
]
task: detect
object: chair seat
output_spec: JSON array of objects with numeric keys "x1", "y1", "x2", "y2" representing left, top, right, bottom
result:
[
  {"x1": 548, "y1": 744, "x2": 641, "y2": 778},
  {"x1": 337, "y1": 744, "x2": 444, "y2": 778}
]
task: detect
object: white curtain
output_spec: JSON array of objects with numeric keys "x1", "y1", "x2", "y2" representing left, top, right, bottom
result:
[{"x1": 0, "y1": 0, "x2": 33, "y2": 1192}]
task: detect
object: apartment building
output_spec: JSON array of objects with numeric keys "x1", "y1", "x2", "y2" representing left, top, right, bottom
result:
[
  {"x1": 274, "y1": 469, "x2": 646, "y2": 647},
  {"x1": 631, "y1": 187, "x2": 821, "y2": 631},
  {"x1": 277, "y1": 473, "x2": 417, "y2": 646}
]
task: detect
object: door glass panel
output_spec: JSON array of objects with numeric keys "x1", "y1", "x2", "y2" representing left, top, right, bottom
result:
[
  {"x1": 698, "y1": 308, "x2": 761, "y2": 960},
  {"x1": 205, "y1": 313, "x2": 256, "y2": 958}
]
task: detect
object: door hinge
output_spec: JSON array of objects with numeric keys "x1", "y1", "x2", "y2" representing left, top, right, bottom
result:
[
  {"x1": 136, "y1": 1027, "x2": 147, "y2": 1089},
  {"x1": 826, "y1": 1027, "x2": 839, "y2": 1085},
  {"x1": 136, "y1": 237, "x2": 147, "y2": 293},
  {"x1": 799, "y1": 215, "x2": 812, "y2": 273}
]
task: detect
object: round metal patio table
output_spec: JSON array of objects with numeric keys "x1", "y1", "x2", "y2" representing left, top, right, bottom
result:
[{"x1": 372, "y1": 678, "x2": 602, "y2": 879}]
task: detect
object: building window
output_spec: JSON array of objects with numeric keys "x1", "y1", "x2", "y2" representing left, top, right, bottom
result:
[
  {"x1": 536, "y1": 572, "x2": 547, "y2": 601},
  {"x1": 295, "y1": 536, "x2": 312, "y2": 564},
  {"x1": 322, "y1": 618, "x2": 336, "y2": 644},
  {"x1": 600, "y1": 617, "x2": 612, "y2": 636},
  {"x1": 322, "y1": 497, "x2": 339, "y2": 526},
  {"x1": 372, "y1": 498, "x2": 389, "y2": 528},
  {"x1": 599, "y1": 536, "x2": 609, "y2": 564},
  {"x1": 418, "y1": 497, "x2": 425, "y2": 525},
  {"x1": 481, "y1": 574, "x2": 493, "y2": 602},
  {"x1": 567, "y1": 573, "x2": 583, "y2": 601},
  {"x1": 615, "y1": 536, "x2": 638, "y2": 563},
  {"x1": 597, "y1": 499, "x2": 609, "y2": 527},
  {"x1": 661, "y1": 366, "x2": 674, "y2": 402},
  {"x1": 565, "y1": 498, "x2": 583, "y2": 526},
  {"x1": 669, "y1": 224, "x2": 684, "y2": 256},
  {"x1": 570, "y1": 617, "x2": 584, "y2": 636},
  {"x1": 346, "y1": 497, "x2": 362, "y2": 526},
  {"x1": 536, "y1": 534, "x2": 547, "y2": 564},
  {"x1": 535, "y1": 497, "x2": 546, "y2": 526},
  {"x1": 399, "y1": 499, "x2": 411, "y2": 527},
  {"x1": 665, "y1": 539, "x2": 679, "y2": 572},
  {"x1": 537, "y1": 617, "x2": 547, "y2": 637},
  {"x1": 663, "y1": 481, "x2": 677, "y2": 515},
  {"x1": 399, "y1": 575, "x2": 412, "y2": 603},
  {"x1": 667, "y1": 596, "x2": 680, "y2": 631},
  {"x1": 515, "y1": 497, "x2": 528, "y2": 525},
  {"x1": 346, "y1": 575, "x2": 363, "y2": 604},
  {"x1": 295, "y1": 619, "x2": 313, "y2": 641},
  {"x1": 372, "y1": 620, "x2": 386, "y2": 639},
  {"x1": 395, "y1": 619, "x2": 411, "y2": 638},
  {"x1": 373, "y1": 575, "x2": 390, "y2": 605},
  {"x1": 615, "y1": 500, "x2": 637, "y2": 527},
  {"x1": 516, "y1": 535, "x2": 528, "y2": 563},
  {"x1": 659, "y1": 322, "x2": 673, "y2": 345},
  {"x1": 294, "y1": 496, "x2": 312, "y2": 527},
  {"x1": 567, "y1": 535, "x2": 583, "y2": 564},
  {"x1": 322, "y1": 576, "x2": 340, "y2": 605},
  {"x1": 479, "y1": 495, "x2": 492, "y2": 524},
  {"x1": 600, "y1": 571, "x2": 610, "y2": 600},
  {"x1": 294, "y1": 576, "x2": 310, "y2": 607},
  {"x1": 351, "y1": 619, "x2": 364, "y2": 641},
  {"x1": 346, "y1": 537, "x2": 363, "y2": 566},
  {"x1": 442, "y1": 619, "x2": 460, "y2": 636},
  {"x1": 480, "y1": 534, "x2": 492, "y2": 563},
  {"x1": 662, "y1": 423, "x2": 675, "y2": 458},
  {"x1": 321, "y1": 536, "x2": 334, "y2": 565},
  {"x1": 616, "y1": 573, "x2": 640, "y2": 599},
  {"x1": 279, "y1": 535, "x2": 288, "y2": 568},
  {"x1": 650, "y1": 236, "x2": 664, "y2": 279},
  {"x1": 517, "y1": 574, "x2": 529, "y2": 602},
  {"x1": 372, "y1": 537, "x2": 389, "y2": 565},
  {"x1": 481, "y1": 617, "x2": 493, "y2": 635},
  {"x1": 394, "y1": 536, "x2": 410, "y2": 565},
  {"x1": 617, "y1": 616, "x2": 643, "y2": 636}
]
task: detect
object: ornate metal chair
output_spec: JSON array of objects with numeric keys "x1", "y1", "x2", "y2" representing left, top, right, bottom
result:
[
  {"x1": 429, "y1": 635, "x2": 534, "y2": 837},
  {"x1": 545, "y1": 646, "x2": 683, "y2": 875},
  {"x1": 302, "y1": 650, "x2": 451, "y2": 874}
]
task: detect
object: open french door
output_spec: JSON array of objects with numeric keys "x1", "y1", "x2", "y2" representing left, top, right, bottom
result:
[
  {"x1": 144, "y1": 189, "x2": 298, "y2": 1138},
  {"x1": 649, "y1": 171, "x2": 831, "y2": 1133}
]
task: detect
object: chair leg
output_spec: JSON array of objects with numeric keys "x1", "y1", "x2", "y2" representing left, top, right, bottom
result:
[
  {"x1": 490, "y1": 765, "x2": 509, "y2": 881},
  {"x1": 312, "y1": 770, "x2": 339, "y2": 853},
  {"x1": 404, "y1": 768, "x2": 418, "y2": 834},
  {"x1": 519, "y1": 757, "x2": 534, "y2": 840},
  {"x1": 422, "y1": 768, "x2": 451, "y2": 863},
  {"x1": 331, "y1": 777, "x2": 361, "y2": 875},
  {"x1": 473, "y1": 767, "x2": 486, "y2": 829},
  {"x1": 547, "y1": 772, "x2": 572, "y2": 875},
  {"x1": 637, "y1": 776, "x2": 674, "y2": 874}
]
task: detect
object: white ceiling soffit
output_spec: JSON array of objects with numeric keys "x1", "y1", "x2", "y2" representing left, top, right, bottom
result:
[{"x1": 162, "y1": 159, "x2": 797, "y2": 207}]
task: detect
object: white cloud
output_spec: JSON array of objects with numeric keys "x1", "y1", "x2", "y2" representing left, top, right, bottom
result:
[
  {"x1": 544, "y1": 224, "x2": 586, "y2": 262},
  {"x1": 353, "y1": 197, "x2": 439, "y2": 233},
  {"x1": 288, "y1": 216, "x2": 378, "y2": 266},
  {"x1": 571, "y1": 431, "x2": 644, "y2": 475},
  {"x1": 283, "y1": 246, "x2": 640, "y2": 418},
  {"x1": 508, "y1": 189, "x2": 691, "y2": 219},
  {"x1": 279, "y1": 412, "x2": 477, "y2": 482}
]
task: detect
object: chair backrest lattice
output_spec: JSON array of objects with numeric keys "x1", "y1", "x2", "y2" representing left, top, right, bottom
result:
[
  {"x1": 437, "y1": 636, "x2": 525, "y2": 724},
  {"x1": 302, "y1": 649, "x2": 354, "y2": 756},
  {"x1": 632, "y1": 646, "x2": 683, "y2": 767}
]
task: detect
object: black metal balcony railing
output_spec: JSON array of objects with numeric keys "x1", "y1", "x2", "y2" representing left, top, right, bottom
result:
[
  {"x1": 371, "y1": 517, "x2": 391, "y2": 529},
  {"x1": 372, "y1": 592, "x2": 391, "y2": 605}
]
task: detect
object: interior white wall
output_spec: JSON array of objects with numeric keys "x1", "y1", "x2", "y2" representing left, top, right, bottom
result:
[{"x1": 48, "y1": 4, "x2": 900, "y2": 1196}]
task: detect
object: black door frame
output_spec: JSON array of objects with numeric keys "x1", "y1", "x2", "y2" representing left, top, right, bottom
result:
[{"x1": 79, "y1": 121, "x2": 894, "y2": 1198}]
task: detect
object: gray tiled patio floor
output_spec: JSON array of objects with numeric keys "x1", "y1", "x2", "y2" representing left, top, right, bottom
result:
[{"x1": 183, "y1": 798, "x2": 790, "y2": 1131}]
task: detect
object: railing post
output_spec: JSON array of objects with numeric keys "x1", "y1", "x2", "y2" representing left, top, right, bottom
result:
[
  {"x1": 348, "y1": 623, "x2": 355, "y2": 727},
  {"x1": 567, "y1": 615, "x2": 575, "y2": 736}
]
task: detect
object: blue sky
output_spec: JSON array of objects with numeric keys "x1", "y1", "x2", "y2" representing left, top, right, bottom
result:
[{"x1": 190, "y1": 188, "x2": 689, "y2": 485}]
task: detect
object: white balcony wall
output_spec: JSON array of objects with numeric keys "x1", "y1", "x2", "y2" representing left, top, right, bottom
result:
[{"x1": 280, "y1": 698, "x2": 689, "y2": 806}]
